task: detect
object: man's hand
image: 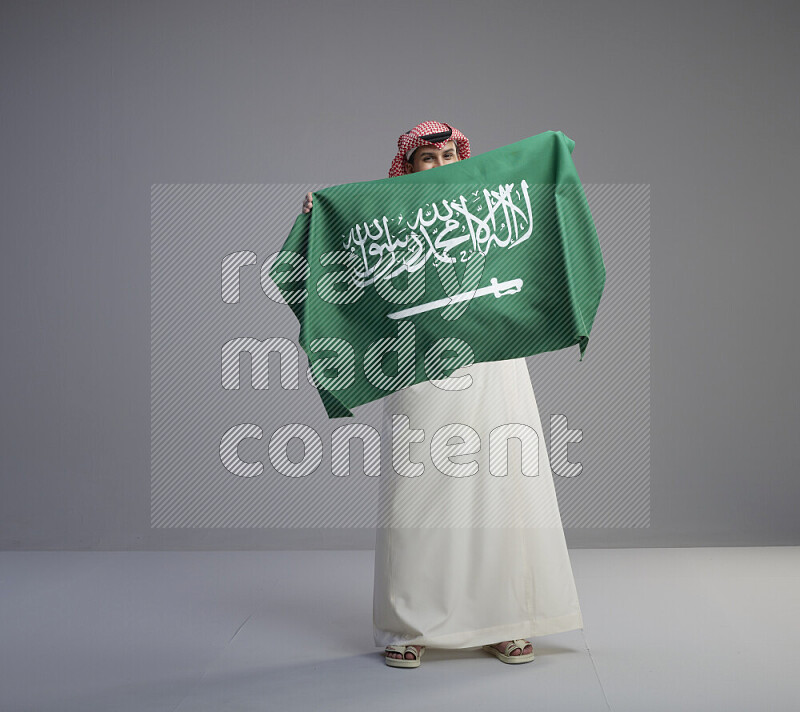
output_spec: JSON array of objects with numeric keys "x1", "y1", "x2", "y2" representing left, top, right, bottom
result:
[{"x1": 301, "y1": 191, "x2": 313, "y2": 214}]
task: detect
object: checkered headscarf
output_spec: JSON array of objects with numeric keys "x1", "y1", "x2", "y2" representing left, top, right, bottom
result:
[{"x1": 388, "y1": 120, "x2": 471, "y2": 178}]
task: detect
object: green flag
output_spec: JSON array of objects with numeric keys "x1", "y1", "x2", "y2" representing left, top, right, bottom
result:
[{"x1": 269, "y1": 130, "x2": 606, "y2": 418}]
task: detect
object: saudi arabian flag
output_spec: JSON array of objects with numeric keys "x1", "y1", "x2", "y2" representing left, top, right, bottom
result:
[{"x1": 269, "y1": 129, "x2": 606, "y2": 419}]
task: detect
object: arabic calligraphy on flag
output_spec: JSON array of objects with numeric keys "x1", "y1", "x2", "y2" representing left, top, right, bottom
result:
[{"x1": 344, "y1": 179, "x2": 535, "y2": 289}]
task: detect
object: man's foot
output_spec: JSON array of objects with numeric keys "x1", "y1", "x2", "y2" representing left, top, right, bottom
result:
[
  {"x1": 489, "y1": 639, "x2": 532, "y2": 656},
  {"x1": 385, "y1": 644, "x2": 423, "y2": 660}
]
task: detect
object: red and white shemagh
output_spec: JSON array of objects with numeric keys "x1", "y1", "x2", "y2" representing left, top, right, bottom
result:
[{"x1": 388, "y1": 120, "x2": 471, "y2": 178}]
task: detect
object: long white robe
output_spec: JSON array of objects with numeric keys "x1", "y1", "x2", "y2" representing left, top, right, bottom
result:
[{"x1": 372, "y1": 357, "x2": 583, "y2": 649}]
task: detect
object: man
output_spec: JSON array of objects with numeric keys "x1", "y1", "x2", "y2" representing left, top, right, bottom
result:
[{"x1": 300, "y1": 121, "x2": 540, "y2": 667}]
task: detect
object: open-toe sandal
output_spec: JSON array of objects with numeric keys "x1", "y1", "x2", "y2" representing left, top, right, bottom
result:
[
  {"x1": 384, "y1": 644, "x2": 426, "y2": 668},
  {"x1": 481, "y1": 639, "x2": 534, "y2": 664}
]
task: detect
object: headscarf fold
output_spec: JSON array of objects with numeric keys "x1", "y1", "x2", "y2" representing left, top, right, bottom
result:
[{"x1": 388, "y1": 120, "x2": 471, "y2": 177}]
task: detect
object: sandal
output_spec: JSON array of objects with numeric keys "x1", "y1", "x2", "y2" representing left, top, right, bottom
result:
[
  {"x1": 481, "y1": 639, "x2": 534, "y2": 664},
  {"x1": 384, "y1": 644, "x2": 426, "y2": 668}
]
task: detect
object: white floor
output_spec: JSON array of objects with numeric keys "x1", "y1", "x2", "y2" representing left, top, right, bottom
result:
[{"x1": 0, "y1": 546, "x2": 797, "y2": 711}]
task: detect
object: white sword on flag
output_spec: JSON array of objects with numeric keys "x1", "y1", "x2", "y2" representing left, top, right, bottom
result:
[{"x1": 386, "y1": 277, "x2": 523, "y2": 320}]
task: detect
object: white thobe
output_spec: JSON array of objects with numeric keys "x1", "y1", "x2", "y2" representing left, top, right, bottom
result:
[{"x1": 372, "y1": 357, "x2": 583, "y2": 649}]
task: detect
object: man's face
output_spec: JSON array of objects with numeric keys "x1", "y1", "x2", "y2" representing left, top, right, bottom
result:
[{"x1": 406, "y1": 140, "x2": 459, "y2": 173}]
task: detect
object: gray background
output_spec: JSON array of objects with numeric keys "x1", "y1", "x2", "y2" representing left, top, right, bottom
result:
[{"x1": 1, "y1": 0, "x2": 797, "y2": 550}]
